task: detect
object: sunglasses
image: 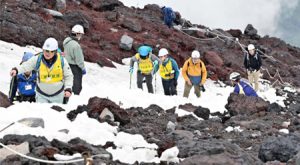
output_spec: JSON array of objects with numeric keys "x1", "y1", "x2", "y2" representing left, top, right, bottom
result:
[
  {"x1": 44, "y1": 50, "x2": 56, "y2": 54},
  {"x1": 159, "y1": 55, "x2": 168, "y2": 58}
]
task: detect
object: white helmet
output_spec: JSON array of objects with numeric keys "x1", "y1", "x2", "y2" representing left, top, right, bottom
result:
[
  {"x1": 191, "y1": 50, "x2": 200, "y2": 58},
  {"x1": 229, "y1": 72, "x2": 241, "y2": 81},
  {"x1": 42, "y1": 37, "x2": 58, "y2": 51},
  {"x1": 72, "y1": 24, "x2": 84, "y2": 34},
  {"x1": 248, "y1": 44, "x2": 255, "y2": 51},
  {"x1": 158, "y1": 48, "x2": 169, "y2": 57}
]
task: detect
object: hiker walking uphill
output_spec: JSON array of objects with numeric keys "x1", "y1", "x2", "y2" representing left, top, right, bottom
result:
[
  {"x1": 63, "y1": 24, "x2": 86, "y2": 95},
  {"x1": 158, "y1": 48, "x2": 179, "y2": 96},
  {"x1": 182, "y1": 50, "x2": 207, "y2": 98},
  {"x1": 10, "y1": 37, "x2": 73, "y2": 104},
  {"x1": 129, "y1": 45, "x2": 159, "y2": 93},
  {"x1": 9, "y1": 52, "x2": 37, "y2": 103},
  {"x1": 244, "y1": 44, "x2": 262, "y2": 91},
  {"x1": 162, "y1": 6, "x2": 176, "y2": 28},
  {"x1": 229, "y1": 72, "x2": 258, "y2": 97}
]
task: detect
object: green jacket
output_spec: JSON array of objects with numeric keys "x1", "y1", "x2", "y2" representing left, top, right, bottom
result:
[{"x1": 63, "y1": 37, "x2": 85, "y2": 70}]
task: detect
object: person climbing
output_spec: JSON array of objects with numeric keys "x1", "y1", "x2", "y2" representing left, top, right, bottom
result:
[
  {"x1": 129, "y1": 45, "x2": 159, "y2": 93},
  {"x1": 229, "y1": 72, "x2": 258, "y2": 97},
  {"x1": 8, "y1": 52, "x2": 37, "y2": 103},
  {"x1": 244, "y1": 44, "x2": 262, "y2": 91},
  {"x1": 182, "y1": 50, "x2": 207, "y2": 98},
  {"x1": 161, "y1": 6, "x2": 176, "y2": 28},
  {"x1": 158, "y1": 48, "x2": 179, "y2": 96},
  {"x1": 63, "y1": 24, "x2": 86, "y2": 95},
  {"x1": 10, "y1": 37, "x2": 74, "y2": 104}
]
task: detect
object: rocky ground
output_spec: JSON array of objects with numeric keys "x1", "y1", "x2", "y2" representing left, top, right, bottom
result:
[
  {"x1": 1, "y1": 0, "x2": 300, "y2": 86},
  {"x1": 1, "y1": 0, "x2": 300, "y2": 164},
  {"x1": 1, "y1": 88, "x2": 300, "y2": 164}
]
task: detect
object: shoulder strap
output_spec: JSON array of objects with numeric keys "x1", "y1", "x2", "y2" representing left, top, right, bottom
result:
[
  {"x1": 35, "y1": 53, "x2": 64, "y2": 70},
  {"x1": 35, "y1": 53, "x2": 43, "y2": 71}
]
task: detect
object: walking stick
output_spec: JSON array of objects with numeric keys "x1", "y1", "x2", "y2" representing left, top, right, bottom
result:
[
  {"x1": 129, "y1": 73, "x2": 132, "y2": 89},
  {"x1": 154, "y1": 74, "x2": 157, "y2": 93}
]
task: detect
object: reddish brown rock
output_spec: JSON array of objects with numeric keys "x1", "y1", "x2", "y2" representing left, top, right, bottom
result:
[{"x1": 0, "y1": 91, "x2": 11, "y2": 108}]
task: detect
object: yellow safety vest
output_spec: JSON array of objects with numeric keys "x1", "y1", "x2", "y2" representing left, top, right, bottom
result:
[
  {"x1": 39, "y1": 54, "x2": 63, "y2": 83},
  {"x1": 136, "y1": 53, "x2": 153, "y2": 74},
  {"x1": 159, "y1": 60, "x2": 174, "y2": 80}
]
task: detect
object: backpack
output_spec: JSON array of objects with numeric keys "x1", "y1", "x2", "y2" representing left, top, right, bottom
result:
[{"x1": 164, "y1": 7, "x2": 176, "y2": 22}]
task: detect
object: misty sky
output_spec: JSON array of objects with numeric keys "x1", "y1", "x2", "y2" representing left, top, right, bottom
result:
[{"x1": 119, "y1": 0, "x2": 300, "y2": 47}]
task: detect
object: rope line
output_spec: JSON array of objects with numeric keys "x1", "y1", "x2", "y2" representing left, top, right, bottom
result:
[
  {"x1": 0, "y1": 142, "x2": 109, "y2": 164},
  {"x1": 175, "y1": 22, "x2": 291, "y2": 88}
]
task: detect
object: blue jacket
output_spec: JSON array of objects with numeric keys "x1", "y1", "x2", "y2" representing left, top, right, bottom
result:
[
  {"x1": 233, "y1": 80, "x2": 258, "y2": 97},
  {"x1": 17, "y1": 73, "x2": 37, "y2": 96},
  {"x1": 162, "y1": 7, "x2": 175, "y2": 27},
  {"x1": 161, "y1": 57, "x2": 180, "y2": 80}
]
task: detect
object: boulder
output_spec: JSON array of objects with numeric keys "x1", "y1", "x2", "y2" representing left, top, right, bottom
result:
[
  {"x1": 194, "y1": 106, "x2": 210, "y2": 120},
  {"x1": 0, "y1": 142, "x2": 29, "y2": 161},
  {"x1": 178, "y1": 103, "x2": 198, "y2": 112},
  {"x1": 244, "y1": 24, "x2": 260, "y2": 39},
  {"x1": 203, "y1": 51, "x2": 224, "y2": 67},
  {"x1": 87, "y1": 97, "x2": 130, "y2": 125},
  {"x1": 259, "y1": 133, "x2": 300, "y2": 162},
  {"x1": 267, "y1": 103, "x2": 284, "y2": 113},
  {"x1": 225, "y1": 93, "x2": 269, "y2": 116},
  {"x1": 181, "y1": 152, "x2": 263, "y2": 165},
  {"x1": 226, "y1": 29, "x2": 242, "y2": 38},
  {"x1": 0, "y1": 91, "x2": 11, "y2": 108},
  {"x1": 63, "y1": 11, "x2": 90, "y2": 30},
  {"x1": 119, "y1": 34, "x2": 133, "y2": 51},
  {"x1": 18, "y1": 118, "x2": 45, "y2": 128},
  {"x1": 80, "y1": 0, "x2": 123, "y2": 11},
  {"x1": 105, "y1": 11, "x2": 118, "y2": 22},
  {"x1": 121, "y1": 18, "x2": 142, "y2": 32}
]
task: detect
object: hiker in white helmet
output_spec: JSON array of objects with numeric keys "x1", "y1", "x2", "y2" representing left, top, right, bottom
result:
[
  {"x1": 229, "y1": 72, "x2": 258, "y2": 97},
  {"x1": 10, "y1": 37, "x2": 73, "y2": 104},
  {"x1": 244, "y1": 44, "x2": 262, "y2": 91},
  {"x1": 158, "y1": 48, "x2": 179, "y2": 95},
  {"x1": 63, "y1": 24, "x2": 86, "y2": 95},
  {"x1": 182, "y1": 50, "x2": 207, "y2": 98}
]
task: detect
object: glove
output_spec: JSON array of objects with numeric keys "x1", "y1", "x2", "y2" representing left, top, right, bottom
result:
[
  {"x1": 82, "y1": 68, "x2": 87, "y2": 75},
  {"x1": 129, "y1": 67, "x2": 134, "y2": 74},
  {"x1": 200, "y1": 85, "x2": 205, "y2": 92}
]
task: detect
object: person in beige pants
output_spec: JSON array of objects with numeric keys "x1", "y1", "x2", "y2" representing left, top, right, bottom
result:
[{"x1": 244, "y1": 44, "x2": 262, "y2": 91}]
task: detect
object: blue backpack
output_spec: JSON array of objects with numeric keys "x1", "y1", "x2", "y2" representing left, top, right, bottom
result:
[{"x1": 163, "y1": 7, "x2": 176, "y2": 23}]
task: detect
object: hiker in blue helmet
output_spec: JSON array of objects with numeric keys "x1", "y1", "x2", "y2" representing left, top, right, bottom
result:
[
  {"x1": 9, "y1": 52, "x2": 37, "y2": 103},
  {"x1": 138, "y1": 46, "x2": 152, "y2": 57},
  {"x1": 129, "y1": 45, "x2": 159, "y2": 93}
]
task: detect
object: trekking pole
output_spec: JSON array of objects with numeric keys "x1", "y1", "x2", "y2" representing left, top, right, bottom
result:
[
  {"x1": 129, "y1": 73, "x2": 132, "y2": 89},
  {"x1": 154, "y1": 74, "x2": 157, "y2": 94},
  {"x1": 0, "y1": 122, "x2": 15, "y2": 133},
  {"x1": 8, "y1": 75, "x2": 16, "y2": 102}
]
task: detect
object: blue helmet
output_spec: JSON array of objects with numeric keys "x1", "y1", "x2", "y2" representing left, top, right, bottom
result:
[
  {"x1": 138, "y1": 46, "x2": 152, "y2": 57},
  {"x1": 22, "y1": 52, "x2": 34, "y2": 63}
]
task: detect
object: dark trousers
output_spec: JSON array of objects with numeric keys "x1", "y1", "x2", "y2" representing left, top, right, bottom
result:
[
  {"x1": 162, "y1": 79, "x2": 177, "y2": 96},
  {"x1": 137, "y1": 71, "x2": 153, "y2": 93},
  {"x1": 69, "y1": 64, "x2": 83, "y2": 95},
  {"x1": 15, "y1": 95, "x2": 36, "y2": 103}
]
